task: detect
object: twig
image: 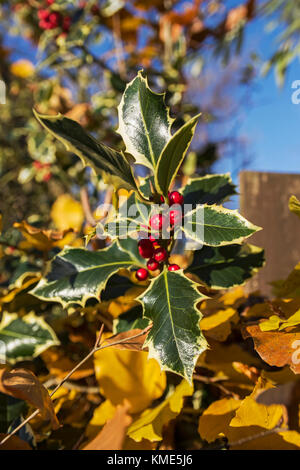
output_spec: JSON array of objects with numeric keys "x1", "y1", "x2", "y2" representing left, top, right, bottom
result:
[
  {"x1": 80, "y1": 187, "x2": 96, "y2": 226},
  {"x1": 0, "y1": 326, "x2": 149, "y2": 447}
]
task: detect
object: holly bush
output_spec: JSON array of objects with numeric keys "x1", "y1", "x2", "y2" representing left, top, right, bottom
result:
[{"x1": 2, "y1": 72, "x2": 300, "y2": 451}]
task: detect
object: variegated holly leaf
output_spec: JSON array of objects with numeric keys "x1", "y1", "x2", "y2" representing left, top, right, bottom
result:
[
  {"x1": 181, "y1": 205, "x2": 261, "y2": 247},
  {"x1": 0, "y1": 311, "x2": 59, "y2": 364},
  {"x1": 187, "y1": 244, "x2": 265, "y2": 289},
  {"x1": 138, "y1": 269, "x2": 208, "y2": 382},
  {"x1": 102, "y1": 192, "x2": 151, "y2": 240},
  {"x1": 30, "y1": 243, "x2": 141, "y2": 308},
  {"x1": 117, "y1": 70, "x2": 173, "y2": 171},
  {"x1": 182, "y1": 173, "x2": 237, "y2": 206},
  {"x1": 33, "y1": 110, "x2": 139, "y2": 193},
  {"x1": 155, "y1": 114, "x2": 200, "y2": 197}
]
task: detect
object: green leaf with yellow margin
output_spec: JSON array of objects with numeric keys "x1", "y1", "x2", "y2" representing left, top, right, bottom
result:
[
  {"x1": 30, "y1": 242, "x2": 142, "y2": 308},
  {"x1": 127, "y1": 380, "x2": 193, "y2": 442},
  {"x1": 187, "y1": 244, "x2": 265, "y2": 289},
  {"x1": 155, "y1": 114, "x2": 200, "y2": 197},
  {"x1": 182, "y1": 205, "x2": 261, "y2": 247},
  {"x1": 0, "y1": 311, "x2": 59, "y2": 364},
  {"x1": 138, "y1": 269, "x2": 208, "y2": 382},
  {"x1": 117, "y1": 70, "x2": 173, "y2": 171},
  {"x1": 182, "y1": 173, "x2": 237, "y2": 206},
  {"x1": 33, "y1": 110, "x2": 139, "y2": 193}
]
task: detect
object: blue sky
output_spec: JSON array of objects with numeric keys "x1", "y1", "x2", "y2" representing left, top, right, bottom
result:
[{"x1": 214, "y1": 14, "x2": 300, "y2": 177}]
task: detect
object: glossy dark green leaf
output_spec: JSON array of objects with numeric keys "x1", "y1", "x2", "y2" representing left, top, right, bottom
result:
[
  {"x1": 0, "y1": 393, "x2": 27, "y2": 434},
  {"x1": 155, "y1": 114, "x2": 200, "y2": 196},
  {"x1": 117, "y1": 71, "x2": 173, "y2": 170},
  {"x1": 182, "y1": 205, "x2": 261, "y2": 246},
  {"x1": 139, "y1": 269, "x2": 207, "y2": 382},
  {"x1": 0, "y1": 311, "x2": 59, "y2": 364},
  {"x1": 33, "y1": 110, "x2": 139, "y2": 192},
  {"x1": 30, "y1": 243, "x2": 141, "y2": 307},
  {"x1": 187, "y1": 244, "x2": 265, "y2": 289},
  {"x1": 113, "y1": 305, "x2": 150, "y2": 334},
  {"x1": 182, "y1": 173, "x2": 237, "y2": 206}
]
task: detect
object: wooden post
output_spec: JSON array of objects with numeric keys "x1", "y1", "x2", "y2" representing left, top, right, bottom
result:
[{"x1": 239, "y1": 171, "x2": 300, "y2": 295}]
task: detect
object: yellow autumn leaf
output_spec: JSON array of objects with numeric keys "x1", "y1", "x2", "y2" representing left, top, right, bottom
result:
[
  {"x1": 289, "y1": 195, "x2": 300, "y2": 219},
  {"x1": 94, "y1": 343, "x2": 166, "y2": 414},
  {"x1": 271, "y1": 262, "x2": 300, "y2": 298},
  {"x1": 10, "y1": 59, "x2": 35, "y2": 78},
  {"x1": 127, "y1": 380, "x2": 193, "y2": 442},
  {"x1": 201, "y1": 308, "x2": 239, "y2": 341},
  {"x1": 260, "y1": 309, "x2": 300, "y2": 332},
  {"x1": 86, "y1": 399, "x2": 116, "y2": 440},
  {"x1": 51, "y1": 194, "x2": 84, "y2": 231},
  {"x1": 198, "y1": 397, "x2": 242, "y2": 443},
  {"x1": 14, "y1": 221, "x2": 74, "y2": 252}
]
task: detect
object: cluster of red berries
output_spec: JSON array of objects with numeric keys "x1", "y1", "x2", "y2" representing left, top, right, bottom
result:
[
  {"x1": 38, "y1": 1, "x2": 71, "y2": 32},
  {"x1": 135, "y1": 191, "x2": 184, "y2": 281}
]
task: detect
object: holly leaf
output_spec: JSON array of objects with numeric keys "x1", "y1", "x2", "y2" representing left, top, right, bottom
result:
[
  {"x1": 182, "y1": 205, "x2": 261, "y2": 246},
  {"x1": 30, "y1": 242, "x2": 140, "y2": 308},
  {"x1": 138, "y1": 269, "x2": 208, "y2": 382},
  {"x1": 117, "y1": 70, "x2": 173, "y2": 170},
  {"x1": 155, "y1": 114, "x2": 200, "y2": 197},
  {"x1": 33, "y1": 110, "x2": 139, "y2": 192},
  {"x1": 0, "y1": 311, "x2": 59, "y2": 364},
  {"x1": 187, "y1": 244, "x2": 265, "y2": 289},
  {"x1": 182, "y1": 173, "x2": 237, "y2": 206}
]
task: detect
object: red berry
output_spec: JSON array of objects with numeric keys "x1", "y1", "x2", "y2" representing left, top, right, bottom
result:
[
  {"x1": 154, "y1": 247, "x2": 167, "y2": 263},
  {"x1": 169, "y1": 191, "x2": 184, "y2": 206},
  {"x1": 136, "y1": 268, "x2": 149, "y2": 281},
  {"x1": 62, "y1": 15, "x2": 71, "y2": 32},
  {"x1": 170, "y1": 209, "x2": 182, "y2": 225},
  {"x1": 160, "y1": 195, "x2": 165, "y2": 203},
  {"x1": 38, "y1": 9, "x2": 49, "y2": 20},
  {"x1": 138, "y1": 239, "x2": 154, "y2": 259},
  {"x1": 149, "y1": 214, "x2": 167, "y2": 231},
  {"x1": 147, "y1": 258, "x2": 159, "y2": 271},
  {"x1": 168, "y1": 264, "x2": 180, "y2": 271},
  {"x1": 46, "y1": 0, "x2": 55, "y2": 5},
  {"x1": 43, "y1": 172, "x2": 52, "y2": 182}
]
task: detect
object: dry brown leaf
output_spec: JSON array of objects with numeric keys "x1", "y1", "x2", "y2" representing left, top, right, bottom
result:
[
  {"x1": 0, "y1": 368, "x2": 59, "y2": 429},
  {"x1": 102, "y1": 327, "x2": 151, "y2": 352},
  {"x1": 83, "y1": 401, "x2": 132, "y2": 450},
  {"x1": 0, "y1": 433, "x2": 32, "y2": 450},
  {"x1": 243, "y1": 324, "x2": 300, "y2": 374}
]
